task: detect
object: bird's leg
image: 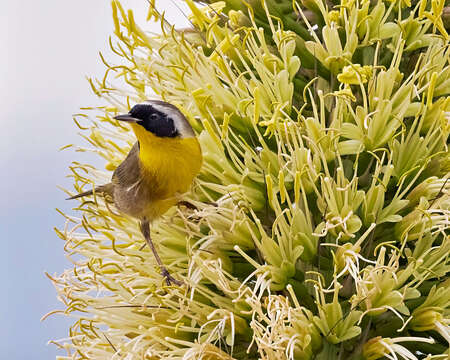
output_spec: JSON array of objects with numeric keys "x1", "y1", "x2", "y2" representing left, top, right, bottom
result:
[{"x1": 139, "y1": 219, "x2": 183, "y2": 286}]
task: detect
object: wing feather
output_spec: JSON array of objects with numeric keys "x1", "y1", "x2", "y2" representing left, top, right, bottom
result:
[{"x1": 112, "y1": 142, "x2": 141, "y2": 187}]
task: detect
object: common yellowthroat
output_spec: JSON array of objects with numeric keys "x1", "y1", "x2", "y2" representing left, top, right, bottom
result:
[{"x1": 68, "y1": 100, "x2": 203, "y2": 285}]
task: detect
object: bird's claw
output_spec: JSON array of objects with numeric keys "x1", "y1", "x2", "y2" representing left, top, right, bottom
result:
[
  {"x1": 161, "y1": 268, "x2": 183, "y2": 286},
  {"x1": 177, "y1": 200, "x2": 198, "y2": 210}
]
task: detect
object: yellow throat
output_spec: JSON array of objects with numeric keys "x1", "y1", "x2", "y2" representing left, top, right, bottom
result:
[{"x1": 130, "y1": 123, "x2": 203, "y2": 201}]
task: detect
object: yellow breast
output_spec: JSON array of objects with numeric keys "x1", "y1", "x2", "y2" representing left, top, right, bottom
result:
[{"x1": 131, "y1": 124, "x2": 202, "y2": 218}]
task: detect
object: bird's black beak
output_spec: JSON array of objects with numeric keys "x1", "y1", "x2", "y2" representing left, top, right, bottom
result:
[{"x1": 114, "y1": 114, "x2": 141, "y2": 123}]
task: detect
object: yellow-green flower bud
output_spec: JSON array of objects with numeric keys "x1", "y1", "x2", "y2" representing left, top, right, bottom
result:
[
  {"x1": 335, "y1": 243, "x2": 360, "y2": 273},
  {"x1": 410, "y1": 307, "x2": 443, "y2": 331},
  {"x1": 228, "y1": 10, "x2": 251, "y2": 28},
  {"x1": 363, "y1": 337, "x2": 389, "y2": 360},
  {"x1": 337, "y1": 64, "x2": 373, "y2": 85},
  {"x1": 328, "y1": 10, "x2": 340, "y2": 25}
]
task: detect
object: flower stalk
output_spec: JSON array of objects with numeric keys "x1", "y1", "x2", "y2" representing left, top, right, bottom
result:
[{"x1": 50, "y1": 0, "x2": 449, "y2": 359}]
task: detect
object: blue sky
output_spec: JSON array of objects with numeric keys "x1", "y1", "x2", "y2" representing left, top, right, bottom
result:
[{"x1": 0, "y1": 1, "x2": 187, "y2": 358}]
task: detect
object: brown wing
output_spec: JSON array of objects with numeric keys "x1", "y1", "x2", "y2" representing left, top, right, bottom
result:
[
  {"x1": 112, "y1": 142, "x2": 141, "y2": 187},
  {"x1": 111, "y1": 142, "x2": 151, "y2": 217}
]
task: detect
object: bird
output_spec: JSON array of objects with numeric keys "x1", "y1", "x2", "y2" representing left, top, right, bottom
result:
[{"x1": 67, "y1": 100, "x2": 203, "y2": 285}]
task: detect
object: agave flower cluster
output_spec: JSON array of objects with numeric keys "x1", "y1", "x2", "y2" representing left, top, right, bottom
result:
[{"x1": 51, "y1": 0, "x2": 450, "y2": 359}]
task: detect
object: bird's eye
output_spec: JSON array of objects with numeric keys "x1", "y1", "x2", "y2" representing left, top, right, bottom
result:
[{"x1": 149, "y1": 114, "x2": 159, "y2": 121}]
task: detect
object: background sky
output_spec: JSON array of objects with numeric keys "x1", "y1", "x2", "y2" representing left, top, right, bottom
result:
[{"x1": 0, "y1": 1, "x2": 188, "y2": 358}]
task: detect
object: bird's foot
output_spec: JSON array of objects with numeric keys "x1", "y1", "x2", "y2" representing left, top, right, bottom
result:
[
  {"x1": 161, "y1": 267, "x2": 183, "y2": 287},
  {"x1": 177, "y1": 200, "x2": 198, "y2": 210}
]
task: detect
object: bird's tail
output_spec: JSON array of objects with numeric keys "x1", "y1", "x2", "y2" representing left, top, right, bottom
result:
[{"x1": 66, "y1": 184, "x2": 113, "y2": 200}]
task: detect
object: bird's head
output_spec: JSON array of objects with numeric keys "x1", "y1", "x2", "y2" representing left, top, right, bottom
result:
[{"x1": 114, "y1": 100, "x2": 195, "y2": 140}]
